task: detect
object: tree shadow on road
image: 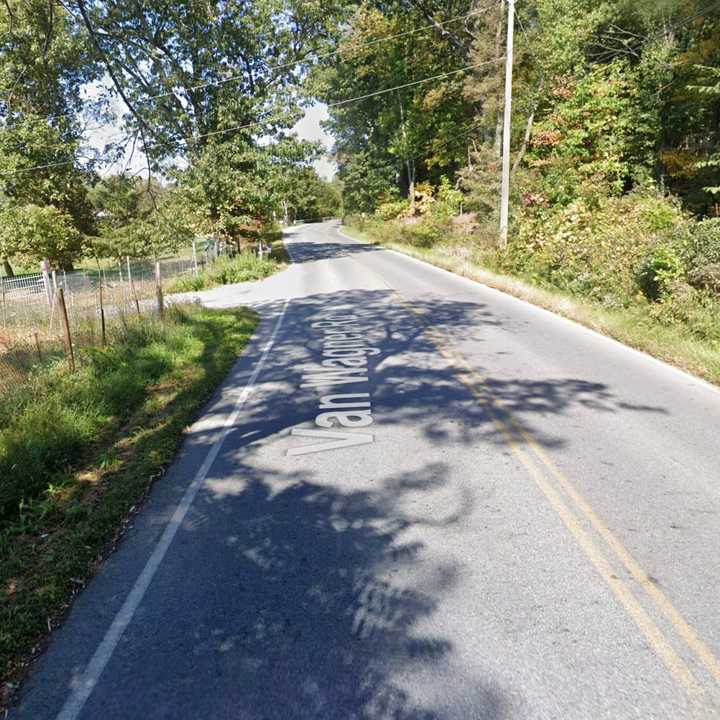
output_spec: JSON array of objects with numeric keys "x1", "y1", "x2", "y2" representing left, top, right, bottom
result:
[
  {"x1": 109, "y1": 459, "x2": 505, "y2": 719},
  {"x1": 72, "y1": 287, "x2": 671, "y2": 719}
]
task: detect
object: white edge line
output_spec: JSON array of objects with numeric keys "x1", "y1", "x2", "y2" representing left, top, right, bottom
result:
[
  {"x1": 55, "y1": 299, "x2": 290, "y2": 720},
  {"x1": 335, "y1": 225, "x2": 720, "y2": 398}
]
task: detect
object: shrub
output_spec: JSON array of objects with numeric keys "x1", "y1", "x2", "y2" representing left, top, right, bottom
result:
[
  {"x1": 647, "y1": 282, "x2": 720, "y2": 341},
  {"x1": 508, "y1": 192, "x2": 688, "y2": 304},
  {"x1": 165, "y1": 250, "x2": 282, "y2": 293},
  {"x1": 433, "y1": 177, "x2": 464, "y2": 219},
  {"x1": 375, "y1": 199, "x2": 409, "y2": 221},
  {"x1": 398, "y1": 218, "x2": 448, "y2": 247},
  {"x1": 687, "y1": 263, "x2": 720, "y2": 294},
  {"x1": 684, "y1": 218, "x2": 720, "y2": 275},
  {"x1": 637, "y1": 246, "x2": 684, "y2": 301},
  {"x1": 166, "y1": 274, "x2": 206, "y2": 293},
  {"x1": 206, "y1": 252, "x2": 278, "y2": 285}
]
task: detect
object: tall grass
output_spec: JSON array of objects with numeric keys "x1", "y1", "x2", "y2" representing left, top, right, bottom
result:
[
  {"x1": 166, "y1": 249, "x2": 286, "y2": 293},
  {"x1": 1, "y1": 304, "x2": 258, "y2": 697}
]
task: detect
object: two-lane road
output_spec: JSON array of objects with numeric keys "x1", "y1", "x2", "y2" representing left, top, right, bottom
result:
[{"x1": 13, "y1": 221, "x2": 720, "y2": 719}]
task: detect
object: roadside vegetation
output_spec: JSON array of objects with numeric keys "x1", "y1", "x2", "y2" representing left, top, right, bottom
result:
[
  {"x1": 313, "y1": 1, "x2": 720, "y2": 385},
  {"x1": 0, "y1": 304, "x2": 258, "y2": 698},
  {"x1": 165, "y1": 236, "x2": 289, "y2": 294}
]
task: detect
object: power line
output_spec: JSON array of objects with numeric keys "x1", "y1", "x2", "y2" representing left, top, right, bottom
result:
[
  {"x1": 327, "y1": 60, "x2": 503, "y2": 108},
  {"x1": 1, "y1": 6, "x2": 492, "y2": 125},
  {"x1": 0, "y1": 58, "x2": 504, "y2": 177}
]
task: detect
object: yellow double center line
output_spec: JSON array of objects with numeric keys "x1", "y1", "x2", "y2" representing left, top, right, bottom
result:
[{"x1": 401, "y1": 299, "x2": 720, "y2": 697}]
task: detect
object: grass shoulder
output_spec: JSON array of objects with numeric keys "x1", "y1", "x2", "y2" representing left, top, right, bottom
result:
[
  {"x1": 0, "y1": 304, "x2": 258, "y2": 704},
  {"x1": 165, "y1": 236, "x2": 288, "y2": 294},
  {"x1": 342, "y1": 221, "x2": 720, "y2": 387}
]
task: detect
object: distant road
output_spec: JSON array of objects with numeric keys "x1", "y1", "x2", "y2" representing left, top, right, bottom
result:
[{"x1": 14, "y1": 221, "x2": 720, "y2": 719}]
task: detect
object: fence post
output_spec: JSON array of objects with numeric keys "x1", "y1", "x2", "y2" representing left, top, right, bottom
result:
[
  {"x1": 192, "y1": 238, "x2": 199, "y2": 277},
  {"x1": 127, "y1": 256, "x2": 141, "y2": 316},
  {"x1": 155, "y1": 261, "x2": 164, "y2": 321},
  {"x1": 98, "y1": 280, "x2": 107, "y2": 346},
  {"x1": 32, "y1": 330, "x2": 42, "y2": 363},
  {"x1": 41, "y1": 259, "x2": 53, "y2": 307},
  {"x1": 0, "y1": 276, "x2": 6, "y2": 327},
  {"x1": 57, "y1": 288, "x2": 75, "y2": 372}
]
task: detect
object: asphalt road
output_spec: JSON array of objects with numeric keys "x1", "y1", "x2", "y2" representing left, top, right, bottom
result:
[{"x1": 12, "y1": 221, "x2": 720, "y2": 719}]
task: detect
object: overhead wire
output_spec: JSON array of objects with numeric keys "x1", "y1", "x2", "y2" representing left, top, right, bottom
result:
[
  {"x1": 0, "y1": 6, "x2": 493, "y2": 125},
  {"x1": 1, "y1": 57, "x2": 504, "y2": 177}
]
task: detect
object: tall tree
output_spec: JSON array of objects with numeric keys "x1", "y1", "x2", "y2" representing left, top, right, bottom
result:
[{"x1": 0, "y1": 0, "x2": 98, "y2": 272}]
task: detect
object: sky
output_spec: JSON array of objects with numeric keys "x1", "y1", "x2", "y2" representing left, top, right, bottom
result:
[{"x1": 85, "y1": 95, "x2": 337, "y2": 180}]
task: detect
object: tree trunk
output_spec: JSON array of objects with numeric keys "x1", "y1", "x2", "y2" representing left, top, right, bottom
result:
[
  {"x1": 511, "y1": 79, "x2": 544, "y2": 177},
  {"x1": 407, "y1": 160, "x2": 416, "y2": 214},
  {"x1": 2, "y1": 258, "x2": 14, "y2": 277}
]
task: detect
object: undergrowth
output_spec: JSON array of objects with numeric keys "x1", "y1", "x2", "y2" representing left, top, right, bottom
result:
[{"x1": 0, "y1": 304, "x2": 258, "y2": 702}]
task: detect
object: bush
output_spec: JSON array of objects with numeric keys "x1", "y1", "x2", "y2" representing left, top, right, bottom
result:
[
  {"x1": 206, "y1": 252, "x2": 278, "y2": 285},
  {"x1": 684, "y1": 218, "x2": 720, "y2": 279},
  {"x1": 166, "y1": 250, "x2": 283, "y2": 293},
  {"x1": 398, "y1": 218, "x2": 448, "y2": 247},
  {"x1": 375, "y1": 199, "x2": 409, "y2": 221},
  {"x1": 166, "y1": 274, "x2": 206, "y2": 293},
  {"x1": 433, "y1": 177, "x2": 464, "y2": 219},
  {"x1": 507, "y1": 192, "x2": 689, "y2": 304},
  {"x1": 647, "y1": 282, "x2": 720, "y2": 341},
  {"x1": 637, "y1": 246, "x2": 684, "y2": 301},
  {"x1": 687, "y1": 263, "x2": 720, "y2": 294}
]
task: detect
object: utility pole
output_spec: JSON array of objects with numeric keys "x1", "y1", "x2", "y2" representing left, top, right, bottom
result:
[{"x1": 499, "y1": 0, "x2": 515, "y2": 249}]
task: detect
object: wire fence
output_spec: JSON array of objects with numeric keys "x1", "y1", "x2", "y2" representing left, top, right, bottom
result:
[{"x1": 0, "y1": 240, "x2": 228, "y2": 392}]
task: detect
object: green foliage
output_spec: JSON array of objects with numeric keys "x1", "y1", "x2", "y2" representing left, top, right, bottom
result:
[
  {"x1": 685, "y1": 218, "x2": 720, "y2": 269},
  {"x1": 637, "y1": 246, "x2": 684, "y2": 301},
  {"x1": 375, "y1": 199, "x2": 409, "y2": 221},
  {"x1": 398, "y1": 218, "x2": 447, "y2": 248},
  {"x1": 0, "y1": 312, "x2": 178, "y2": 519},
  {"x1": 339, "y1": 152, "x2": 399, "y2": 215},
  {"x1": 0, "y1": 2, "x2": 98, "y2": 238},
  {"x1": 317, "y1": 2, "x2": 475, "y2": 207},
  {"x1": 165, "y1": 250, "x2": 284, "y2": 293},
  {"x1": 277, "y1": 168, "x2": 342, "y2": 221},
  {"x1": 0, "y1": 204, "x2": 83, "y2": 269},
  {"x1": 434, "y1": 177, "x2": 464, "y2": 219},
  {"x1": 684, "y1": 219, "x2": 720, "y2": 293},
  {"x1": 0, "y1": 305, "x2": 258, "y2": 686},
  {"x1": 508, "y1": 192, "x2": 689, "y2": 303},
  {"x1": 527, "y1": 62, "x2": 655, "y2": 204}
]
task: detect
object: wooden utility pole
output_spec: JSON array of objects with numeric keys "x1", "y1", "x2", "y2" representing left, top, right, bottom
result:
[
  {"x1": 57, "y1": 288, "x2": 75, "y2": 372},
  {"x1": 499, "y1": 0, "x2": 515, "y2": 249}
]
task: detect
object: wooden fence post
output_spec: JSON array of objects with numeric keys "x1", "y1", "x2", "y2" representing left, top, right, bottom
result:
[
  {"x1": 57, "y1": 288, "x2": 75, "y2": 372},
  {"x1": 155, "y1": 261, "x2": 164, "y2": 321},
  {"x1": 192, "y1": 239, "x2": 199, "y2": 277},
  {"x1": 127, "y1": 256, "x2": 141, "y2": 316},
  {"x1": 32, "y1": 330, "x2": 42, "y2": 363},
  {"x1": 0, "y1": 277, "x2": 6, "y2": 327},
  {"x1": 98, "y1": 280, "x2": 107, "y2": 346}
]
